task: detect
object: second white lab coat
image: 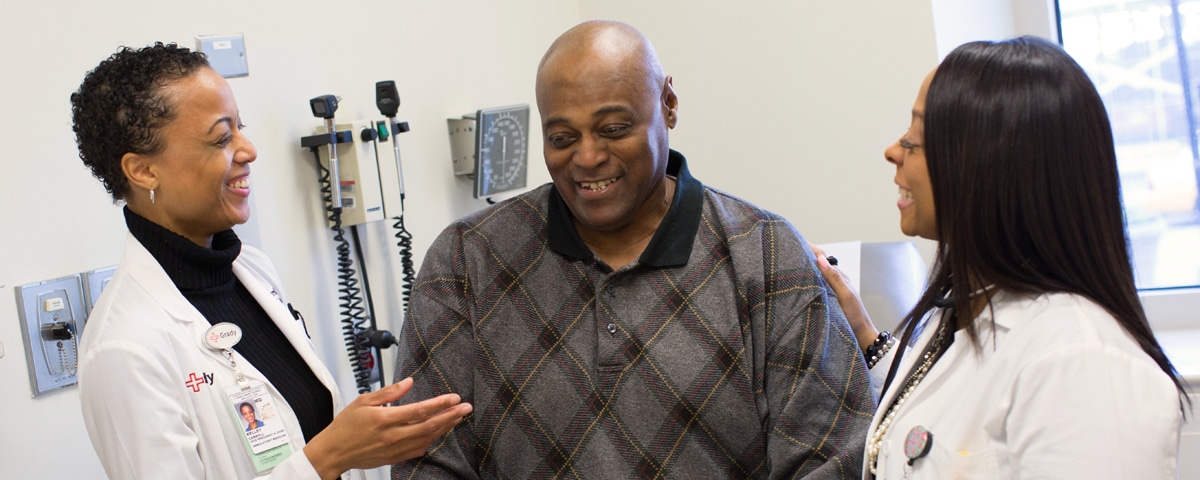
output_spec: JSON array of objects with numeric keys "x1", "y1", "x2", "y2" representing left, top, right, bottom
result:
[
  {"x1": 864, "y1": 291, "x2": 1182, "y2": 479},
  {"x1": 79, "y1": 234, "x2": 363, "y2": 480}
]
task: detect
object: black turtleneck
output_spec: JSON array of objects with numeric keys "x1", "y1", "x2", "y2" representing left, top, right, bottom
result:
[{"x1": 125, "y1": 208, "x2": 332, "y2": 442}]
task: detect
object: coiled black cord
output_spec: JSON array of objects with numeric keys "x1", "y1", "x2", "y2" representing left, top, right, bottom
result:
[
  {"x1": 311, "y1": 148, "x2": 373, "y2": 394},
  {"x1": 393, "y1": 199, "x2": 415, "y2": 312},
  {"x1": 350, "y1": 224, "x2": 390, "y2": 389}
]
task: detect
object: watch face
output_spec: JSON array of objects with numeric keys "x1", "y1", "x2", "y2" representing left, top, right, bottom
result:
[{"x1": 475, "y1": 105, "x2": 529, "y2": 198}]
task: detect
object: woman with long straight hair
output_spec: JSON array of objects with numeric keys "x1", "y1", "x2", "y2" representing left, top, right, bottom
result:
[{"x1": 817, "y1": 36, "x2": 1188, "y2": 478}]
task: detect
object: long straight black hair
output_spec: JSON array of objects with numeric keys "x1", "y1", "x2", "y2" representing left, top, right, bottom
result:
[{"x1": 889, "y1": 36, "x2": 1188, "y2": 403}]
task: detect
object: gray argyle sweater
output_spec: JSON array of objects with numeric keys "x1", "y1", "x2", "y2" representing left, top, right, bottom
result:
[{"x1": 392, "y1": 150, "x2": 874, "y2": 479}]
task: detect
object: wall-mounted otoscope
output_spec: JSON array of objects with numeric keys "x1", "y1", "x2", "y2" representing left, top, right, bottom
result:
[
  {"x1": 372, "y1": 80, "x2": 417, "y2": 318},
  {"x1": 299, "y1": 93, "x2": 380, "y2": 393},
  {"x1": 375, "y1": 81, "x2": 407, "y2": 204},
  {"x1": 310, "y1": 95, "x2": 342, "y2": 209}
]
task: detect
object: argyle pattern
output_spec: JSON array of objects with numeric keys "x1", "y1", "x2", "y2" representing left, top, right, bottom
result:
[{"x1": 392, "y1": 182, "x2": 875, "y2": 479}]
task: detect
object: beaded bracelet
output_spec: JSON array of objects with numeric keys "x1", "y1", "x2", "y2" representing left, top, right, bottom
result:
[{"x1": 864, "y1": 331, "x2": 896, "y2": 370}]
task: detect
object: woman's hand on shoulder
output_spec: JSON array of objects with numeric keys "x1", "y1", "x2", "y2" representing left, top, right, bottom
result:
[
  {"x1": 303, "y1": 377, "x2": 472, "y2": 480},
  {"x1": 809, "y1": 242, "x2": 880, "y2": 352}
]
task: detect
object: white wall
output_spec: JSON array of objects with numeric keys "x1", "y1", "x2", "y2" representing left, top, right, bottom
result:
[
  {"x1": 931, "y1": 0, "x2": 1059, "y2": 57},
  {"x1": 931, "y1": 0, "x2": 1017, "y2": 57}
]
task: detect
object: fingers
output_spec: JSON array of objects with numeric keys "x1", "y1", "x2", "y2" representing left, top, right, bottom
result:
[
  {"x1": 354, "y1": 377, "x2": 415, "y2": 408},
  {"x1": 425, "y1": 402, "x2": 473, "y2": 434},
  {"x1": 382, "y1": 401, "x2": 473, "y2": 464},
  {"x1": 808, "y1": 243, "x2": 846, "y2": 291},
  {"x1": 392, "y1": 377, "x2": 415, "y2": 398},
  {"x1": 365, "y1": 387, "x2": 468, "y2": 429},
  {"x1": 816, "y1": 253, "x2": 834, "y2": 272},
  {"x1": 388, "y1": 407, "x2": 470, "y2": 463},
  {"x1": 399, "y1": 399, "x2": 471, "y2": 440},
  {"x1": 807, "y1": 246, "x2": 881, "y2": 350},
  {"x1": 403, "y1": 393, "x2": 466, "y2": 422},
  {"x1": 350, "y1": 379, "x2": 466, "y2": 425},
  {"x1": 815, "y1": 253, "x2": 852, "y2": 295}
]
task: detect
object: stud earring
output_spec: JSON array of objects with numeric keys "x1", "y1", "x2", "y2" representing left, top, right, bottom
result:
[{"x1": 150, "y1": 189, "x2": 156, "y2": 205}]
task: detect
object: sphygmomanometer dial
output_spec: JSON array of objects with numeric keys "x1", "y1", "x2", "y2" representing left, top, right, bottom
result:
[{"x1": 474, "y1": 104, "x2": 529, "y2": 198}]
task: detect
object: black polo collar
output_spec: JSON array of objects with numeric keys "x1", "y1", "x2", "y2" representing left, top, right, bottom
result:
[{"x1": 547, "y1": 149, "x2": 703, "y2": 268}]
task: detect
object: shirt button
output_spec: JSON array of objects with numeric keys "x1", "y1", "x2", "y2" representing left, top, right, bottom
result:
[{"x1": 606, "y1": 323, "x2": 617, "y2": 334}]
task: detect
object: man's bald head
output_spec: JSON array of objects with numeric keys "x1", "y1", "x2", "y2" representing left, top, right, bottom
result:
[{"x1": 536, "y1": 20, "x2": 665, "y2": 97}]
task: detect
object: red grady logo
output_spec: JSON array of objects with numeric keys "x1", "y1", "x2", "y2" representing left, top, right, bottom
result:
[{"x1": 185, "y1": 372, "x2": 215, "y2": 393}]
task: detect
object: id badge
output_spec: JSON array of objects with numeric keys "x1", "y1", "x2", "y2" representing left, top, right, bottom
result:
[{"x1": 227, "y1": 380, "x2": 293, "y2": 472}]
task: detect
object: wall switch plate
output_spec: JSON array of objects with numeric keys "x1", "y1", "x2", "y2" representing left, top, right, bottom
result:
[
  {"x1": 15, "y1": 274, "x2": 87, "y2": 397},
  {"x1": 82, "y1": 266, "x2": 116, "y2": 317},
  {"x1": 196, "y1": 33, "x2": 249, "y2": 78}
]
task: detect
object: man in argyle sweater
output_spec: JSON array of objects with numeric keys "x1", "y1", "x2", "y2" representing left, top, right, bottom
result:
[{"x1": 391, "y1": 20, "x2": 875, "y2": 479}]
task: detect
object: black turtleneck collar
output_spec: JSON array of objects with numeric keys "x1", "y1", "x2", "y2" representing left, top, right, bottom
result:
[{"x1": 124, "y1": 207, "x2": 242, "y2": 291}]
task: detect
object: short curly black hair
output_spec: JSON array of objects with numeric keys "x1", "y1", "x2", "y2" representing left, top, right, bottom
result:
[{"x1": 70, "y1": 42, "x2": 210, "y2": 202}]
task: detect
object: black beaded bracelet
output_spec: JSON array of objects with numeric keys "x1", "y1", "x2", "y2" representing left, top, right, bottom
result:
[{"x1": 864, "y1": 331, "x2": 896, "y2": 369}]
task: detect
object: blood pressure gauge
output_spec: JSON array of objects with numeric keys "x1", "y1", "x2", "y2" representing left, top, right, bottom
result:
[{"x1": 448, "y1": 104, "x2": 530, "y2": 198}]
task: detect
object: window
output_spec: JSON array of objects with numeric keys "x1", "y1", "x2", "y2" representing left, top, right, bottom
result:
[{"x1": 1059, "y1": 0, "x2": 1200, "y2": 290}]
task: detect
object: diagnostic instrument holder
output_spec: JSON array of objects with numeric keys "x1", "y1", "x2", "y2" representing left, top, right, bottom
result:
[{"x1": 299, "y1": 130, "x2": 354, "y2": 150}]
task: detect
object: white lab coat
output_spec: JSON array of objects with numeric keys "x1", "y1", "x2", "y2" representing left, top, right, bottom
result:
[
  {"x1": 79, "y1": 234, "x2": 363, "y2": 480},
  {"x1": 864, "y1": 291, "x2": 1182, "y2": 479}
]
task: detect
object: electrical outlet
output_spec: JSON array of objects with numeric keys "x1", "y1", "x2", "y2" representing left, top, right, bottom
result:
[
  {"x1": 196, "y1": 33, "x2": 249, "y2": 78},
  {"x1": 14, "y1": 274, "x2": 87, "y2": 397}
]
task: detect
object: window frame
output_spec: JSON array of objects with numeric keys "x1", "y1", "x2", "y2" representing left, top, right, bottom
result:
[{"x1": 1049, "y1": 0, "x2": 1200, "y2": 331}]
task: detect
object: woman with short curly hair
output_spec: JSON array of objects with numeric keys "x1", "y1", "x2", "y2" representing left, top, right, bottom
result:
[{"x1": 72, "y1": 42, "x2": 471, "y2": 480}]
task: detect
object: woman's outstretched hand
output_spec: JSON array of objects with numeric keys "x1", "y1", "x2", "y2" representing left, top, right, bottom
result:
[{"x1": 304, "y1": 377, "x2": 473, "y2": 480}]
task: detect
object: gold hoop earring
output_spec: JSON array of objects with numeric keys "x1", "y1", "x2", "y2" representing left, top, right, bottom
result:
[{"x1": 150, "y1": 189, "x2": 156, "y2": 205}]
